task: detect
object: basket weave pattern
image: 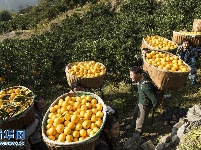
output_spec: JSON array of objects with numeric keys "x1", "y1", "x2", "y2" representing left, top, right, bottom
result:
[
  {"x1": 42, "y1": 92, "x2": 107, "y2": 150},
  {"x1": 1, "y1": 103, "x2": 34, "y2": 130},
  {"x1": 143, "y1": 50, "x2": 191, "y2": 91},
  {"x1": 192, "y1": 19, "x2": 201, "y2": 32},
  {"x1": 172, "y1": 31, "x2": 201, "y2": 47},
  {"x1": 65, "y1": 62, "x2": 105, "y2": 89}
]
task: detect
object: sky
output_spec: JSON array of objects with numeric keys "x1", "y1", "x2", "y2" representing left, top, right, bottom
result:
[{"x1": 0, "y1": 0, "x2": 39, "y2": 12}]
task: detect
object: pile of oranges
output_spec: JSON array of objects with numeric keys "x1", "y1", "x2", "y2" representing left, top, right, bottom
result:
[
  {"x1": 145, "y1": 50, "x2": 189, "y2": 72},
  {"x1": 145, "y1": 35, "x2": 178, "y2": 50},
  {"x1": 45, "y1": 93, "x2": 104, "y2": 143},
  {"x1": 0, "y1": 86, "x2": 33, "y2": 118},
  {"x1": 67, "y1": 61, "x2": 106, "y2": 78}
]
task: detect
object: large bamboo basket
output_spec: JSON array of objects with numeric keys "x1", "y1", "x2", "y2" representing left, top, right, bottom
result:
[
  {"x1": 192, "y1": 19, "x2": 201, "y2": 32},
  {"x1": 42, "y1": 91, "x2": 107, "y2": 150},
  {"x1": 143, "y1": 50, "x2": 191, "y2": 91},
  {"x1": 65, "y1": 61, "x2": 106, "y2": 89},
  {"x1": 141, "y1": 36, "x2": 178, "y2": 54},
  {"x1": 172, "y1": 31, "x2": 201, "y2": 47},
  {"x1": 0, "y1": 86, "x2": 35, "y2": 130}
]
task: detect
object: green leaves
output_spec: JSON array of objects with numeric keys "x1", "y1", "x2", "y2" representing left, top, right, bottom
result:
[{"x1": 0, "y1": 0, "x2": 201, "y2": 95}]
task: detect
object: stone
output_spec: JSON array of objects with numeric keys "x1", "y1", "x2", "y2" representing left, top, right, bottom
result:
[
  {"x1": 171, "y1": 127, "x2": 178, "y2": 137},
  {"x1": 173, "y1": 118, "x2": 185, "y2": 129},
  {"x1": 141, "y1": 140, "x2": 155, "y2": 150},
  {"x1": 187, "y1": 105, "x2": 201, "y2": 121},
  {"x1": 123, "y1": 133, "x2": 141, "y2": 150},
  {"x1": 171, "y1": 135, "x2": 180, "y2": 145},
  {"x1": 177, "y1": 122, "x2": 189, "y2": 138},
  {"x1": 155, "y1": 143, "x2": 165, "y2": 150},
  {"x1": 159, "y1": 135, "x2": 171, "y2": 143}
]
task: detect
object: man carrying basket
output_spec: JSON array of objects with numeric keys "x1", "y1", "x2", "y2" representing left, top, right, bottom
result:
[
  {"x1": 126, "y1": 66, "x2": 158, "y2": 135},
  {"x1": 176, "y1": 38, "x2": 197, "y2": 85}
]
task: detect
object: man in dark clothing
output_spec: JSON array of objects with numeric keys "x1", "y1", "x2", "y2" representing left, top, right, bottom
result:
[
  {"x1": 176, "y1": 38, "x2": 197, "y2": 85},
  {"x1": 127, "y1": 66, "x2": 158, "y2": 135}
]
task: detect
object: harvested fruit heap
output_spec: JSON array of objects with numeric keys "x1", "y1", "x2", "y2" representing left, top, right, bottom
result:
[
  {"x1": 179, "y1": 31, "x2": 201, "y2": 35},
  {"x1": 145, "y1": 50, "x2": 189, "y2": 72},
  {"x1": 67, "y1": 61, "x2": 106, "y2": 78},
  {"x1": 45, "y1": 94, "x2": 104, "y2": 143},
  {"x1": 145, "y1": 35, "x2": 178, "y2": 50},
  {"x1": 0, "y1": 86, "x2": 34, "y2": 120}
]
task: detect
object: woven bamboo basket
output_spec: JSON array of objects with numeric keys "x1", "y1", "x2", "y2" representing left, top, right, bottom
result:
[
  {"x1": 172, "y1": 31, "x2": 201, "y2": 47},
  {"x1": 0, "y1": 86, "x2": 35, "y2": 130},
  {"x1": 143, "y1": 50, "x2": 191, "y2": 91},
  {"x1": 65, "y1": 61, "x2": 106, "y2": 89},
  {"x1": 141, "y1": 36, "x2": 178, "y2": 54},
  {"x1": 42, "y1": 91, "x2": 107, "y2": 150},
  {"x1": 192, "y1": 19, "x2": 201, "y2": 32}
]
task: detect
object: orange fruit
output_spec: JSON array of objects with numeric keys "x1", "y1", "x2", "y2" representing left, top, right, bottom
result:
[
  {"x1": 91, "y1": 115, "x2": 97, "y2": 122},
  {"x1": 58, "y1": 133, "x2": 66, "y2": 142},
  {"x1": 89, "y1": 130, "x2": 96, "y2": 137},
  {"x1": 65, "y1": 96, "x2": 71, "y2": 102},
  {"x1": 79, "y1": 129, "x2": 87, "y2": 137},
  {"x1": 64, "y1": 127, "x2": 71, "y2": 135},
  {"x1": 96, "y1": 104, "x2": 103, "y2": 111},
  {"x1": 81, "y1": 105, "x2": 87, "y2": 111},
  {"x1": 91, "y1": 98, "x2": 98, "y2": 104},
  {"x1": 71, "y1": 115, "x2": 79, "y2": 123},
  {"x1": 86, "y1": 95, "x2": 92, "y2": 101},
  {"x1": 50, "y1": 107, "x2": 56, "y2": 113},
  {"x1": 87, "y1": 129, "x2": 92, "y2": 136},
  {"x1": 48, "y1": 135, "x2": 55, "y2": 141},
  {"x1": 46, "y1": 124, "x2": 52, "y2": 130},
  {"x1": 79, "y1": 137, "x2": 85, "y2": 141},
  {"x1": 84, "y1": 112, "x2": 91, "y2": 120},
  {"x1": 82, "y1": 120, "x2": 91, "y2": 129},
  {"x1": 75, "y1": 123, "x2": 82, "y2": 131},
  {"x1": 96, "y1": 111, "x2": 103, "y2": 118},
  {"x1": 68, "y1": 122, "x2": 75, "y2": 129},
  {"x1": 56, "y1": 124, "x2": 64, "y2": 134},
  {"x1": 48, "y1": 127, "x2": 56, "y2": 136},
  {"x1": 90, "y1": 123, "x2": 97, "y2": 129},
  {"x1": 93, "y1": 127, "x2": 99, "y2": 133},
  {"x1": 72, "y1": 131, "x2": 79, "y2": 138},
  {"x1": 58, "y1": 99, "x2": 64, "y2": 106},
  {"x1": 66, "y1": 135, "x2": 73, "y2": 142},
  {"x1": 64, "y1": 121, "x2": 70, "y2": 127},
  {"x1": 73, "y1": 137, "x2": 79, "y2": 142},
  {"x1": 95, "y1": 120, "x2": 102, "y2": 127},
  {"x1": 47, "y1": 118, "x2": 54, "y2": 124}
]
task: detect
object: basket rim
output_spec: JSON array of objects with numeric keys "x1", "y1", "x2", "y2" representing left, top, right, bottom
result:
[
  {"x1": 173, "y1": 31, "x2": 201, "y2": 37},
  {"x1": 65, "y1": 61, "x2": 106, "y2": 79},
  {"x1": 0, "y1": 86, "x2": 35, "y2": 121},
  {"x1": 143, "y1": 50, "x2": 191, "y2": 74},
  {"x1": 143, "y1": 35, "x2": 178, "y2": 51},
  {"x1": 42, "y1": 91, "x2": 107, "y2": 146}
]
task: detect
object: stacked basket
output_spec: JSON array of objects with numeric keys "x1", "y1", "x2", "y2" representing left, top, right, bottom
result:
[
  {"x1": 42, "y1": 91, "x2": 107, "y2": 150},
  {"x1": 0, "y1": 86, "x2": 35, "y2": 130},
  {"x1": 172, "y1": 31, "x2": 201, "y2": 47},
  {"x1": 65, "y1": 61, "x2": 106, "y2": 89},
  {"x1": 143, "y1": 50, "x2": 191, "y2": 91}
]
